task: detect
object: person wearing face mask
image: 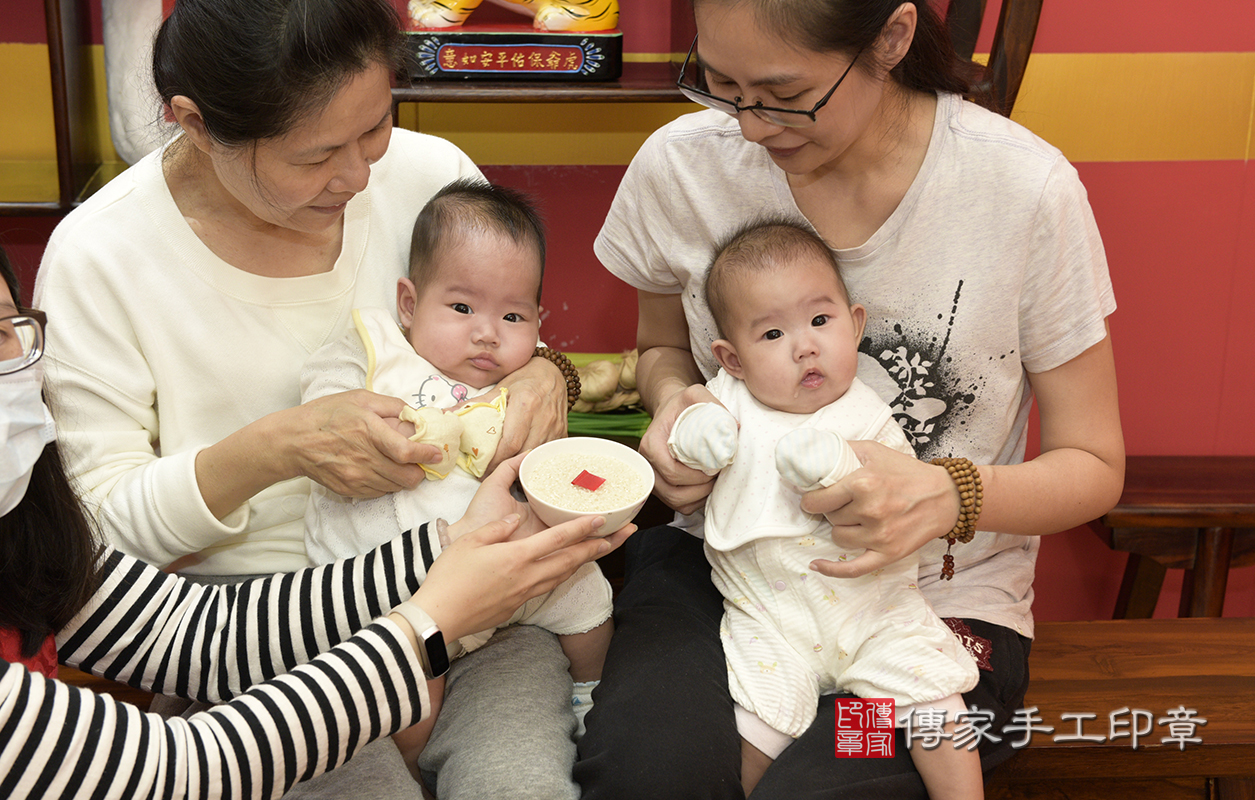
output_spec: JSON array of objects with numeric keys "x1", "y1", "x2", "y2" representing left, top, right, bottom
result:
[
  {"x1": 576, "y1": 1, "x2": 1124, "y2": 797},
  {"x1": 0, "y1": 310, "x2": 53, "y2": 518},
  {"x1": 0, "y1": 247, "x2": 631, "y2": 798}
]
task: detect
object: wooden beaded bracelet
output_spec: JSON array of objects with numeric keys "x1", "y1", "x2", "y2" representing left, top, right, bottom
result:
[
  {"x1": 534, "y1": 346, "x2": 582, "y2": 410},
  {"x1": 929, "y1": 457, "x2": 983, "y2": 581}
]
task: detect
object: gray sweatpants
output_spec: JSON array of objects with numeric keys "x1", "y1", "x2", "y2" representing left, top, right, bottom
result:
[{"x1": 419, "y1": 624, "x2": 579, "y2": 800}]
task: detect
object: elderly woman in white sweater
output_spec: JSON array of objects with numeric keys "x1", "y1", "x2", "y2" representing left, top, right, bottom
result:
[{"x1": 33, "y1": 1, "x2": 585, "y2": 797}]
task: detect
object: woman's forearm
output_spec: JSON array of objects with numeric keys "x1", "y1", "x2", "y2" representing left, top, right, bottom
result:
[
  {"x1": 8, "y1": 622, "x2": 427, "y2": 800},
  {"x1": 636, "y1": 346, "x2": 703, "y2": 416},
  {"x1": 197, "y1": 391, "x2": 431, "y2": 522},
  {"x1": 977, "y1": 447, "x2": 1124, "y2": 537},
  {"x1": 57, "y1": 526, "x2": 441, "y2": 703},
  {"x1": 194, "y1": 410, "x2": 297, "y2": 520},
  {"x1": 635, "y1": 289, "x2": 704, "y2": 415},
  {"x1": 972, "y1": 333, "x2": 1124, "y2": 537}
]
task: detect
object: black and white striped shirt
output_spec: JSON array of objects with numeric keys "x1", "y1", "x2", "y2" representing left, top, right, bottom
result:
[{"x1": 0, "y1": 523, "x2": 442, "y2": 799}]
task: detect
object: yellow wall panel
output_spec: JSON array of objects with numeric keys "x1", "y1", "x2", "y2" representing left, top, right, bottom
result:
[
  {"x1": 622, "y1": 52, "x2": 683, "y2": 63},
  {"x1": 402, "y1": 101, "x2": 699, "y2": 165},
  {"x1": 0, "y1": 44, "x2": 118, "y2": 165},
  {"x1": 1011, "y1": 52, "x2": 1255, "y2": 163},
  {"x1": 0, "y1": 44, "x2": 57, "y2": 161}
]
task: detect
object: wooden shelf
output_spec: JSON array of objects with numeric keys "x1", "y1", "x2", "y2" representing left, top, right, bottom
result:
[
  {"x1": 1, "y1": 161, "x2": 127, "y2": 217},
  {"x1": 393, "y1": 60, "x2": 684, "y2": 104}
]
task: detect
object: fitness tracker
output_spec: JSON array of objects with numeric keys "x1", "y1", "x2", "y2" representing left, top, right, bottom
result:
[{"x1": 390, "y1": 602, "x2": 450, "y2": 679}]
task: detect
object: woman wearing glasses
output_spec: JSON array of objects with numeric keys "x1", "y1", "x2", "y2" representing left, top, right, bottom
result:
[
  {"x1": 577, "y1": 1, "x2": 1123, "y2": 797},
  {"x1": 0, "y1": 246, "x2": 631, "y2": 799}
]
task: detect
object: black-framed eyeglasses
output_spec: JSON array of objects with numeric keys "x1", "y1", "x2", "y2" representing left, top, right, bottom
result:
[
  {"x1": 676, "y1": 35, "x2": 862, "y2": 128},
  {"x1": 0, "y1": 309, "x2": 46, "y2": 375}
]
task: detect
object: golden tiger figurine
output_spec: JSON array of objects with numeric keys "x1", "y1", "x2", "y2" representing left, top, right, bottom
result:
[{"x1": 409, "y1": 0, "x2": 618, "y2": 31}]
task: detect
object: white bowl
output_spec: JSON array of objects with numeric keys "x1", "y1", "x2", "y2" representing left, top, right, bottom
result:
[{"x1": 519, "y1": 437, "x2": 655, "y2": 536}]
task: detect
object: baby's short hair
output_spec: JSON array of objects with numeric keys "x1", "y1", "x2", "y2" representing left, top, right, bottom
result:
[
  {"x1": 705, "y1": 217, "x2": 850, "y2": 338},
  {"x1": 409, "y1": 178, "x2": 547, "y2": 302}
]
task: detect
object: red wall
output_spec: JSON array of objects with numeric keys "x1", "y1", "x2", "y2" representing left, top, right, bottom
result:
[
  {"x1": 1, "y1": 218, "x2": 59, "y2": 305},
  {"x1": 481, "y1": 165, "x2": 633, "y2": 353}
]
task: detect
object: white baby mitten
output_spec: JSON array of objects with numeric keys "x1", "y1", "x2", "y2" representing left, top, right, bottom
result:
[
  {"x1": 667, "y1": 402, "x2": 739, "y2": 475},
  {"x1": 572, "y1": 680, "x2": 599, "y2": 741},
  {"x1": 774, "y1": 428, "x2": 862, "y2": 492}
]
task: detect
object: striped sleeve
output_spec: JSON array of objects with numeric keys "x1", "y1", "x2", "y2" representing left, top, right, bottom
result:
[
  {"x1": 55, "y1": 523, "x2": 442, "y2": 702},
  {"x1": 0, "y1": 621, "x2": 426, "y2": 799}
]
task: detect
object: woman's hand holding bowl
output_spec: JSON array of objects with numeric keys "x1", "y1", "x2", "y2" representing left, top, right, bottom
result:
[
  {"x1": 420, "y1": 452, "x2": 635, "y2": 640},
  {"x1": 413, "y1": 511, "x2": 630, "y2": 643}
]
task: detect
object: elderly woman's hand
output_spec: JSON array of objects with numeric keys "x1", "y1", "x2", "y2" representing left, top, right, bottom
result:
[
  {"x1": 800, "y1": 440, "x2": 960, "y2": 578},
  {"x1": 285, "y1": 390, "x2": 443, "y2": 499},
  {"x1": 483, "y1": 356, "x2": 567, "y2": 475},
  {"x1": 637, "y1": 383, "x2": 720, "y2": 514}
]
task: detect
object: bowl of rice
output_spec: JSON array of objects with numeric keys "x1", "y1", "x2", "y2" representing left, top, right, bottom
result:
[{"x1": 519, "y1": 437, "x2": 655, "y2": 535}]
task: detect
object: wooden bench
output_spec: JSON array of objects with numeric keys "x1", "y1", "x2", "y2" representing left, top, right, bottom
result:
[
  {"x1": 1090, "y1": 455, "x2": 1255, "y2": 618},
  {"x1": 59, "y1": 666, "x2": 154, "y2": 707},
  {"x1": 985, "y1": 618, "x2": 1255, "y2": 799}
]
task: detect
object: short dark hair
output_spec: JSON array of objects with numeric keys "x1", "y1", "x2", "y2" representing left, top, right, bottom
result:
[
  {"x1": 705, "y1": 216, "x2": 849, "y2": 338},
  {"x1": 0, "y1": 246, "x2": 103, "y2": 659},
  {"x1": 693, "y1": 0, "x2": 986, "y2": 105},
  {"x1": 409, "y1": 179, "x2": 547, "y2": 303},
  {"x1": 153, "y1": 0, "x2": 405, "y2": 147}
]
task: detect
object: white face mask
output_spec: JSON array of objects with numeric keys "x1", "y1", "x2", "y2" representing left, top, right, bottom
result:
[{"x1": 0, "y1": 360, "x2": 56, "y2": 517}]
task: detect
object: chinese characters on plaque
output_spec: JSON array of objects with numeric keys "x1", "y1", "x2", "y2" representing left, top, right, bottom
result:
[{"x1": 406, "y1": 29, "x2": 622, "y2": 81}]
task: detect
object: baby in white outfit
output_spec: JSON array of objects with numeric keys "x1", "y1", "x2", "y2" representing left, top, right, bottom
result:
[
  {"x1": 668, "y1": 219, "x2": 981, "y2": 799},
  {"x1": 301, "y1": 179, "x2": 612, "y2": 776}
]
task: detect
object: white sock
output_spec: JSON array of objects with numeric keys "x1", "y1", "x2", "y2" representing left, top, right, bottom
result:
[{"x1": 572, "y1": 680, "x2": 598, "y2": 740}]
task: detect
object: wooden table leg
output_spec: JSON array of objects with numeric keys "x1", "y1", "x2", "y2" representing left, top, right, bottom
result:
[
  {"x1": 1114, "y1": 552, "x2": 1167, "y2": 619},
  {"x1": 1214, "y1": 776, "x2": 1255, "y2": 800},
  {"x1": 1183, "y1": 527, "x2": 1235, "y2": 618}
]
